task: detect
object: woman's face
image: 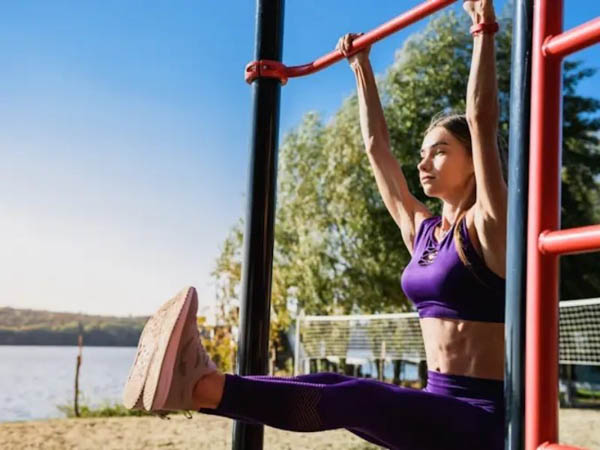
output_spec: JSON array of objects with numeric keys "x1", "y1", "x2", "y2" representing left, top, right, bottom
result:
[{"x1": 417, "y1": 126, "x2": 474, "y2": 199}]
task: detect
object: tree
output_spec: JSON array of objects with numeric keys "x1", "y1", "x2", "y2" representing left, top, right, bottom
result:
[
  {"x1": 559, "y1": 61, "x2": 600, "y2": 299},
  {"x1": 211, "y1": 220, "x2": 293, "y2": 372}
]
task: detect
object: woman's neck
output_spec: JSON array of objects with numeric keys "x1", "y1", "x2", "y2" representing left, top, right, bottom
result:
[{"x1": 440, "y1": 187, "x2": 476, "y2": 231}]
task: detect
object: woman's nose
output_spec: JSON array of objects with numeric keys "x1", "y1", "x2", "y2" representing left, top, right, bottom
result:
[{"x1": 417, "y1": 158, "x2": 430, "y2": 171}]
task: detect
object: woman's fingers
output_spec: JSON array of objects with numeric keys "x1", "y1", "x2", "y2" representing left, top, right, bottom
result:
[
  {"x1": 462, "y1": 0, "x2": 477, "y2": 21},
  {"x1": 344, "y1": 34, "x2": 353, "y2": 53},
  {"x1": 336, "y1": 35, "x2": 346, "y2": 55},
  {"x1": 337, "y1": 37, "x2": 349, "y2": 56},
  {"x1": 462, "y1": 0, "x2": 495, "y2": 22},
  {"x1": 336, "y1": 33, "x2": 355, "y2": 56},
  {"x1": 336, "y1": 32, "x2": 370, "y2": 66},
  {"x1": 340, "y1": 33, "x2": 365, "y2": 55}
]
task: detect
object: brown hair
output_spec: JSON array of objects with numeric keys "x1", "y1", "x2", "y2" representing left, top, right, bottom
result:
[{"x1": 425, "y1": 111, "x2": 507, "y2": 269}]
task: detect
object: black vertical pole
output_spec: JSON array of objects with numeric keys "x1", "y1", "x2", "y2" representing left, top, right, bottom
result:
[
  {"x1": 505, "y1": 1, "x2": 533, "y2": 449},
  {"x1": 233, "y1": 1, "x2": 284, "y2": 449}
]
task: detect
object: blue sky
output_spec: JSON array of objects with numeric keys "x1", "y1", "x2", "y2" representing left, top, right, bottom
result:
[{"x1": 1, "y1": 1, "x2": 599, "y2": 320}]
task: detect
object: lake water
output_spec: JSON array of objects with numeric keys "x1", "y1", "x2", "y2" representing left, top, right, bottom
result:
[
  {"x1": 0, "y1": 345, "x2": 137, "y2": 423},
  {"x1": 0, "y1": 345, "x2": 420, "y2": 423}
]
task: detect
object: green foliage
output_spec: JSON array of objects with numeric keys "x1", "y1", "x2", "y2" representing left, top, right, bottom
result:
[
  {"x1": 57, "y1": 401, "x2": 152, "y2": 418},
  {"x1": 56, "y1": 391, "x2": 154, "y2": 418},
  {"x1": 576, "y1": 388, "x2": 600, "y2": 400},
  {"x1": 212, "y1": 7, "x2": 600, "y2": 352},
  {"x1": 0, "y1": 307, "x2": 148, "y2": 330},
  {"x1": 559, "y1": 59, "x2": 600, "y2": 299},
  {"x1": 200, "y1": 322, "x2": 236, "y2": 373},
  {"x1": 0, "y1": 307, "x2": 147, "y2": 346},
  {"x1": 209, "y1": 224, "x2": 242, "y2": 368},
  {"x1": 210, "y1": 222, "x2": 293, "y2": 370}
]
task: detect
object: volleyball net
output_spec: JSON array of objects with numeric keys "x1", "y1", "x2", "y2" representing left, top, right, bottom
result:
[{"x1": 294, "y1": 298, "x2": 600, "y2": 376}]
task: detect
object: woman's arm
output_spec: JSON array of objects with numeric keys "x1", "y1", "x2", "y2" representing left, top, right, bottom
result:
[
  {"x1": 464, "y1": 0, "x2": 507, "y2": 220},
  {"x1": 338, "y1": 34, "x2": 431, "y2": 254}
]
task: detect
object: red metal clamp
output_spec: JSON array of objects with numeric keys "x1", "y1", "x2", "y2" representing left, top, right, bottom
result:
[{"x1": 245, "y1": 60, "x2": 288, "y2": 85}]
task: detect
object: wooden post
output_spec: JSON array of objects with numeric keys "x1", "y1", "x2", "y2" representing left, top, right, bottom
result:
[
  {"x1": 393, "y1": 360, "x2": 402, "y2": 385},
  {"x1": 74, "y1": 329, "x2": 83, "y2": 417},
  {"x1": 418, "y1": 359, "x2": 428, "y2": 388},
  {"x1": 269, "y1": 346, "x2": 275, "y2": 375},
  {"x1": 564, "y1": 364, "x2": 575, "y2": 407},
  {"x1": 379, "y1": 341, "x2": 386, "y2": 381}
]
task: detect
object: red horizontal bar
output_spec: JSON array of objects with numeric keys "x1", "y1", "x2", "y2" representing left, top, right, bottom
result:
[
  {"x1": 538, "y1": 224, "x2": 600, "y2": 255},
  {"x1": 543, "y1": 17, "x2": 600, "y2": 58},
  {"x1": 287, "y1": 0, "x2": 456, "y2": 78},
  {"x1": 245, "y1": 0, "x2": 456, "y2": 84}
]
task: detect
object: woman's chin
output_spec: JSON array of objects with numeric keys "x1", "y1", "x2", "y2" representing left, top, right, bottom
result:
[{"x1": 422, "y1": 186, "x2": 436, "y2": 197}]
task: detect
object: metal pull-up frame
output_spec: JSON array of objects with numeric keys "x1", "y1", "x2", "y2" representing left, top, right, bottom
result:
[
  {"x1": 240, "y1": 0, "x2": 600, "y2": 449},
  {"x1": 527, "y1": 1, "x2": 600, "y2": 449}
]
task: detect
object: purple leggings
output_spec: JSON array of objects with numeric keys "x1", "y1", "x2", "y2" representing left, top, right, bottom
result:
[{"x1": 199, "y1": 370, "x2": 504, "y2": 450}]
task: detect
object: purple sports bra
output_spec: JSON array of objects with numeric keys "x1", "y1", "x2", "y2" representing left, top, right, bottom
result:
[{"x1": 400, "y1": 215, "x2": 506, "y2": 323}]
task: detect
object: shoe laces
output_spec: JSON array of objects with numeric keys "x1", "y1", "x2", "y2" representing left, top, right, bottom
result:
[
  {"x1": 154, "y1": 410, "x2": 171, "y2": 420},
  {"x1": 153, "y1": 410, "x2": 193, "y2": 420}
]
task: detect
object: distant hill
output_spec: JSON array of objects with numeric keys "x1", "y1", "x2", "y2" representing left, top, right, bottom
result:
[{"x1": 0, "y1": 307, "x2": 149, "y2": 346}]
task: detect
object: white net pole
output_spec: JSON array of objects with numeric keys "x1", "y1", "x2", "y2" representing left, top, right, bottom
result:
[{"x1": 293, "y1": 310, "x2": 303, "y2": 376}]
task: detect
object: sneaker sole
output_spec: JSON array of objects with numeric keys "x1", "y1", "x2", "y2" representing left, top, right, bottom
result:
[
  {"x1": 122, "y1": 286, "x2": 194, "y2": 409},
  {"x1": 122, "y1": 312, "x2": 161, "y2": 409},
  {"x1": 143, "y1": 286, "x2": 197, "y2": 410}
]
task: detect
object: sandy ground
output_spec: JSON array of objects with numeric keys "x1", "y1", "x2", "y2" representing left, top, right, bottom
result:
[{"x1": 0, "y1": 409, "x2": 598, "y2": 450}]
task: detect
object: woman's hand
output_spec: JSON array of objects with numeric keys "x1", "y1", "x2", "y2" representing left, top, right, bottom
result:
[
  {"x1": 463, "y1": 0, "x2": 496, "y2": 24},
  {"x1": 336, "y1": 33, "x2": 370, "y2": 68}
]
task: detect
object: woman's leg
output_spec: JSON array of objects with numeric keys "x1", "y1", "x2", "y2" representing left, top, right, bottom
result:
[
  {"x1": 247, "y1": 372, "x2": 354, "y2": 383},
  {"x1": 125, "y1": 288, "x2": 500, "y2": 449},
  {"x1": 198, "y1": 373, "x2": 349, "y2": 423},
  {"x1": 199, "y1": 372, "x2": 391, "y2": 449},
  {"x1": 197, "y1": 372, "x2": 502, "y2": 450},
  {"x1": 249, "y1": 373, "x2": 393, "y2": 448}
]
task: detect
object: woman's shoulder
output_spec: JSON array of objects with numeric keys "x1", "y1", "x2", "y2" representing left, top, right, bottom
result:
[
  {"x1": 413, "y1": 213, "x2": 440, "y2": 245},
  {"x1": 463, "y1": 206, "x2": 506, "y2": 279},
  {"x1": 415, "y1": 213, "x2": 439, "y2": 230},
  {"x1": 461, "y1": 208, "x2": 480, "y2": 250}
]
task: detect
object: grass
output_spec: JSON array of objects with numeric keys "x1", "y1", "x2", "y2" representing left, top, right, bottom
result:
[
  {"x1": 56, "y1": 391, "x2": 179, "y2": 418},
  {"x1": 577, "y1": 388, "x2": 600, "y2": 399},
  {"x1": 57, "y1": 400, "x2": 153, "y2": 418}
]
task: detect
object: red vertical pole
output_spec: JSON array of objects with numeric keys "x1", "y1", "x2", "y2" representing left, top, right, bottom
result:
[{"x1": 526, "y1": 0, "x2": 563, "y2": 448}]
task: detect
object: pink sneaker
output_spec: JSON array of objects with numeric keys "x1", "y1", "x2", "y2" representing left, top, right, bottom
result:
[
  {"x1": 123, "y1": 286, "x2": 217, "y2": 412},
  {"x1": 122, "y1": 298, "x2": 175, "y2": 410}
]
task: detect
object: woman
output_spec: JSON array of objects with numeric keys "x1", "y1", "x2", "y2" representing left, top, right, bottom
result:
[{"x1": 123, "y1": 1, "x2": 507, "y2": 448}]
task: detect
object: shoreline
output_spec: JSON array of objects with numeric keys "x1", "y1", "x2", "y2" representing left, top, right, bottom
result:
[{"x1": 0, "y1": 409, "x2": 598, "y2": 449}]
